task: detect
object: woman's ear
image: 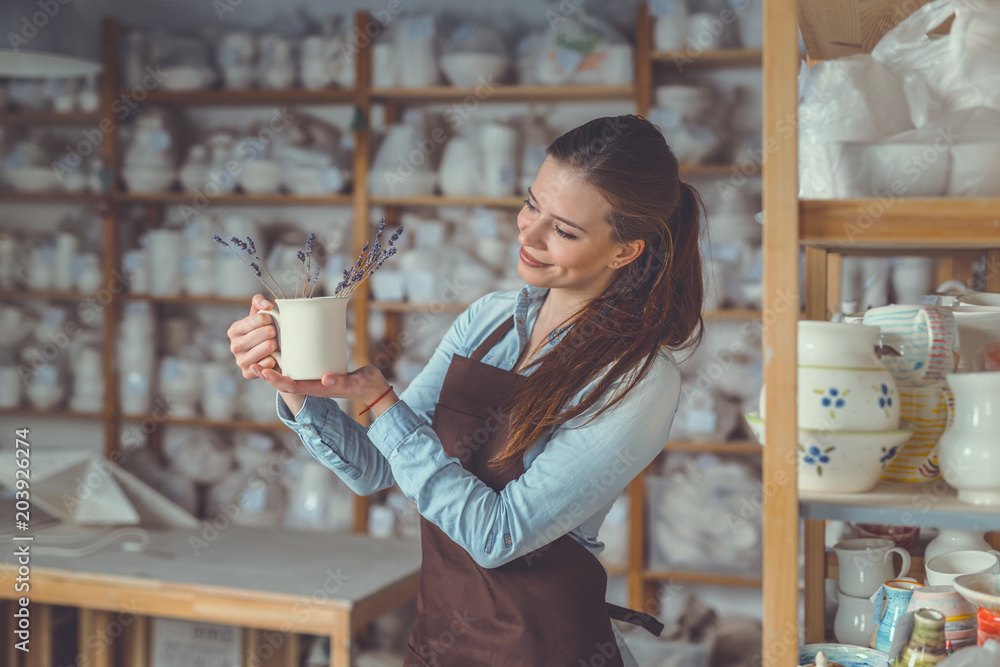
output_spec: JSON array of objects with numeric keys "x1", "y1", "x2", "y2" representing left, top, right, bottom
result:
[{"x1": 612, "y1": 239, "x2": 645, "y2": 268}]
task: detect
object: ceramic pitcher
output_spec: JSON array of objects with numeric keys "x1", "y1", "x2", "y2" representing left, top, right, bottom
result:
[
  {"x1": 797, "y1": 322, "x2": 901, "y2": 431},
  {"x1": 938, "y1": 373, "x2": 1000, "y2": 505},
  {"x1": 834, "y1": 538, "x2": 912, "y2": 598},
  {"x1": 874, "y1": 579, "x2": 924, "y2": 653}
]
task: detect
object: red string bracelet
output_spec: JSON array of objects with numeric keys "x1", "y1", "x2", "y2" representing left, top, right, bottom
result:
[{"x1": 358, "y1": 385, "x2": 394, "y2": 416}]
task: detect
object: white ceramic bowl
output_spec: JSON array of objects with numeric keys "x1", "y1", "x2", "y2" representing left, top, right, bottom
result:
[
  {"x1": 953, "y1": 572, "x2": 1000, "y2": 611},
  {"x1": 440, "y1": 53, "x2": 509, "y2": 88},
  {"x1": 4, "y1": 166, "x2": 62, "y2": 192},
  {"x1": 745, "y1": 413, "x2": 912, "y2": 493},
  {"x1": 122, "y1": 165, "x2": 176, "y2": 192},
  {"x1": 239, "y1": 160, "x2": 281, "y2": 194},
  {"x1": 798, "y1": 644, "x2": 889, "y2": 667}
]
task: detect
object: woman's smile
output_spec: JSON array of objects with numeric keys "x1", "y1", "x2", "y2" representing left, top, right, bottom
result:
[{"x1": 518, "y1": 247, "x2": 550, "y2": 268}]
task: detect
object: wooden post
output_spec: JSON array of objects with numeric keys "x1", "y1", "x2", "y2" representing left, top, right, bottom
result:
[
  {"x1": 762, "y1": 0, "x2": 802, "y2": 663},
  {"x1": 100, "y1": 17, "x2": 122, "y2": 460},
  {"x1": 24, "y1": 604, "x2": 52, "y2": 667},
  {"x1": 352, "y1": 9, "x2": 374, "y2": 534}
]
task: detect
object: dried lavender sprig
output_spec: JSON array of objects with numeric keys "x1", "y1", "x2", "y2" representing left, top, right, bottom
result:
[
  {"x1": 234, "y1": 235, "x2": 287, "y2": 299},
  {"x1": 296, "y1": 250, "x2": 306, "y2": 298},
  {"x1": 215, "y1": 235, "x2": 279, "y2": 300},
  {"x1": 308, "y1": 265, "x2": 320, "y2": 298}
]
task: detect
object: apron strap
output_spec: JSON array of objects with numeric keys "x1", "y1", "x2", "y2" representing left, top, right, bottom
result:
[
  {"x1": 606, "y1": 602, "x2": 664, "y2": 637},
  {"x1": 470, "y1": 317, "x2": 516, "y2": 362}
]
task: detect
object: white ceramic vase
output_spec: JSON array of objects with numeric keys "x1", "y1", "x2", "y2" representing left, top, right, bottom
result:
[
  {"x1": 924, "y1": 529, "x2": 992, "y2": 564},
  {"x1": 938, "y1": 373, "x2": 1000, "y2": 505},
  {"x1": 795, "y1": 321, "x2": 901, "y2": 431}
]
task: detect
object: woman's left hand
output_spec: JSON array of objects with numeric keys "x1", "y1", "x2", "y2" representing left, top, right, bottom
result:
[{"x1": 252, "y1": 363, "x2": 394, "y2": 408}]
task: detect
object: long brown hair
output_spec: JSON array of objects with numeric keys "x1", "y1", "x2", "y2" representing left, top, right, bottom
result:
[{"x1": 493, "y1": 114, "x2": 705, "y2": 468}]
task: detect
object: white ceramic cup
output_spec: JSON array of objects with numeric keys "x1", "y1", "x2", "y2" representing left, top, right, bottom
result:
[
  {"x1": 834, "y1": 538, "x2": 913, "y2": 598},
  {"x1": 925, "y1": 549, "x2": 1000, "y2": 587},
  {"x1": 262, "y1": 297, "x2": 349, "y2": 380},
  {"x1": 834, "y1": 590, "x2": 875, "y2": 646}
]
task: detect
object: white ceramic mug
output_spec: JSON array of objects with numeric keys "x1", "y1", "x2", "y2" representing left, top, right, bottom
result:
[
  {"x1": 925, "y1": 549, "x2": 1000, "y2": 587},
  {"x1": 834, "y1": 538, "x2": 913, "y2": 598},
  {"x1": 262, "y1": 297, "x2": 349, "y2": 380}
]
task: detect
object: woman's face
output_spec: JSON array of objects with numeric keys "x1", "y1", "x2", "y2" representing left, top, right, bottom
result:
[{"x1": 516, "y1": 157, "x2": 636, "y2": 298}]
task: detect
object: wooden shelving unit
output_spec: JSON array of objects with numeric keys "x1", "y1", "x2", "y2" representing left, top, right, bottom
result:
[
  {"x1": 0, "y1": 289, "x2": 98, "y2": 301},
  {"x1": 0, "y1": 111, "x2": 103, "y2": 124},
  {"x1": 651, "y1": 48, "x2": 762, "y2": 67},
  {"x1": 763, "y1": 1, "x2": 1000, "y2": 662},
  {"x1": 136, "y1": 88, "x2": 355, "y2": 106},
  {"x1": 370, "y1": 84, "x2": 636, "y2": 104},
  {"x1": 369, "y1": 195, "x2": 524, "y2": 208},
  {"x1": 113, "y1": 191, "x2": 354, "y2": 206},
  {"x1": 3, "y1": 8, "x2": 770, "y2": 637},
  {"x1": 0, "y1": 191, "x2": 107, "y2": 202}
]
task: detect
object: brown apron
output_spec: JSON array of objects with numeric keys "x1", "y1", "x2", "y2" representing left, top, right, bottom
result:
[{"x1": 404, "y1": 317, "x2": 662, "y2": 667}]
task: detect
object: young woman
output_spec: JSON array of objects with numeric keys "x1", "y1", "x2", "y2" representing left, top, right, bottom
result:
[{"x1": 227, "y1": 114, "x2": 704, "y2": 666}]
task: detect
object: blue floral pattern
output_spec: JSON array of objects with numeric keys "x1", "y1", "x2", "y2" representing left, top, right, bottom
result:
[
  {"x1": 874, "y1": 383, "x2": 895, "y2": 417},
  {"x1": 799, "y1": 444, "x2": 835, "y2": 476},
  {"x1": 879, "y1": 445, "x2": 898, "y2": 466},
  {"x1": 814, "y1": 387, "x2": 849, "y2": 420}
]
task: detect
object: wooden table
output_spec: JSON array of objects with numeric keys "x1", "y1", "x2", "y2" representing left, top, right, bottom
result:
[{"x1": 0, "y1": 526, "x2": 421, "y2": 667}]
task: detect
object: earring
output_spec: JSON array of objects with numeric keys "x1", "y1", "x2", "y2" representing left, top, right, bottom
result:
[{"x1": 613, "y1": 261, "x2": 619, "y2": 267}]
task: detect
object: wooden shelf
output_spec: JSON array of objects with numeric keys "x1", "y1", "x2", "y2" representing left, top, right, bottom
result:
[
  {"x1": 0, "y1": 191, "x2": 106, "y2": 202},
  {"x1": 0, "y1": 289, "x2": 95, "y2": 301},
  {"x1": 123, "y1": 293, "x2": 252, "y2": 307},
  {"x1": 371, "y1": 195, "x2": 525, "y2": 208},
  {"x1": 114, "y1": 191, "x2": 353, "y2": 206},
  {"x1": 663, "y1": 440, "x2": 762, "y2": 455},
  {"x1": 651, "y1": 49, "x2": 762, "y2": 68},
  {"x1": 800, "y1": 198, "x2": 1000, "y2": 250},
  {"x1": 371, "y1": 84, "x2": 635, "y2": 104},
  {"x1": 642, "y1": 569, "x2": 762, "y2": 588},
  {"x1": 0, "y1": 111, "x2": 103, "y2": 124},
  {"x1": 703, "y1": 309, "x2": 761, "y2": 320},
  {"x1": 0, "y1": 407, "x2": 102, "y2": 419},
  {"x1": 133, "y1": 88, "x2": 355, "y2": 106},
  {"x1": 369, "y1": 301, "x2": 469, "y2": 313},
  {"x1": 800, "y1": 481, "x2": 1000, "y2": 531},
  {"x1": 120, "y1": 414, "x2": 288, "y2": 431},
  {"x1": 680, "y1": 163, "x2": 761, "y2": 177}
]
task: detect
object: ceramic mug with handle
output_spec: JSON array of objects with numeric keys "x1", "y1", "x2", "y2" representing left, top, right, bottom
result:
[
  {"x1": 862, "y1": 305, "x2": 957, "y2": 386},
  {"x1": 262, "y1": 296, "x2": 349, "y2": 380}
]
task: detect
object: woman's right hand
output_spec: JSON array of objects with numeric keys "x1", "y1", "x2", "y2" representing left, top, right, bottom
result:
[{"x1": 228, "y1": 294, "x2": 279, "y2": 379}]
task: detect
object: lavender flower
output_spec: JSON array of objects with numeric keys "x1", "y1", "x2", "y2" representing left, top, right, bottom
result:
[
  {"x1": 213, "y1": 235, "x2": 230, "y2": 248},
  {"x1": 250, "y1": 262, "x2": 262, "y2": 277},
  {"x1": 246, "y1": 237, "x2": 256, "y2": 255},
  {"x1": 229, "y1": 236, "x2": 249, "y2": 251}
]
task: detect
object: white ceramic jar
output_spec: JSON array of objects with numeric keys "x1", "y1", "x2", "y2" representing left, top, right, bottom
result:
[
  {"x1": 938, "y1": 372, "x2": 1000, "y2": 505},
  {"x1": 797, "y1": 321, "x2": 902, "y2": 431},
  {"x1": 924, "y1": 530, "x2": 993, "y2": 563}
]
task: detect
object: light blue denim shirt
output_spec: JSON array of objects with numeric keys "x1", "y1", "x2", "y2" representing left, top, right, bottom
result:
[{"x1": 277, "y1": 285, "x2": 682, "y2": 571}]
